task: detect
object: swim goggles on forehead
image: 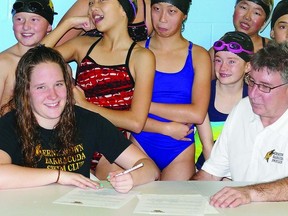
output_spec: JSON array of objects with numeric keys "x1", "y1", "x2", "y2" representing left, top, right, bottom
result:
[
  {"x1": 213, "y1": 40, "x2": 253, "y2": 54},
  {"x1": 12, "y1": 1, "x2": 44, "y2": 14}
]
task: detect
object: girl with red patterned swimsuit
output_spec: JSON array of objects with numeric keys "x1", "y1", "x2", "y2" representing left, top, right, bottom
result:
[
  {"x1": 42, "y1": 0, "x2": 155, "y2": 180},
  {"x1": 56, "y1": 0, "x2": 152, "y2": 45}
]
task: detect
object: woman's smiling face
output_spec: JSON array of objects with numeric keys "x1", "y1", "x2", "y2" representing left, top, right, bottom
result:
[{"x1": 29, "y1": 62, "x2": 67, "y2": 129}]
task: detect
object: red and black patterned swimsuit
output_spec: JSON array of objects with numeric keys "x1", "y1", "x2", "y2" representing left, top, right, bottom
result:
[{"x1": 76, "y1": 38, "x2": 136, "y2": 169}]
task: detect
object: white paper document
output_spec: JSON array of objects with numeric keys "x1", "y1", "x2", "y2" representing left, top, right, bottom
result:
[
  {"x1": 54, "y1": 187, "x2": 138, "y2": 209},
  {"x1": 134, "y1": 194, "x2": 212, "y2": 215}
]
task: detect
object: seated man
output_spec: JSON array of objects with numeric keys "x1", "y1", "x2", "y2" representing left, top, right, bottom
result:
[{"x1": 192, "y1": 41, "x2": 288, "y2": 208}]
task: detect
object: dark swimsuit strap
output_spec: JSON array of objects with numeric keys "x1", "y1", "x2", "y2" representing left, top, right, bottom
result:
[
  {"x1": 86, "y1": 37, "x2": 102, "y2": 56},
  {"x1": 261, "y1": 36, "x2": 266, "y2": 47},
  {"x1": 125, "y1": 42, "x2": 137, "y2": 65},
  {"x1": 86, "y1": 37, "x2": 136, "y2": 65},
  {"x1": 125, "y1": 42, "x2": 137, "y2": 84},
  {"x1": 143, "y1": 0, "x2": 146, "y2": 23},
  {"x1": 77, "y1": 39, "x2": 136, "y2": 82},
  {"x1": 85, "y1": 39, "x2": 137, "y2": 84}
]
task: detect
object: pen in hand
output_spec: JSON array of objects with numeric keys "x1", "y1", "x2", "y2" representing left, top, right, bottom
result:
[{"x1": 115, "y1": 163, "x2": 144, "y2": 177}]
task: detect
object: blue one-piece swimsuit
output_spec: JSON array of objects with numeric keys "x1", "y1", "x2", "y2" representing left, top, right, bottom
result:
[{"x1": 132, "y1": 38, "x2": 195, "y2": 170}]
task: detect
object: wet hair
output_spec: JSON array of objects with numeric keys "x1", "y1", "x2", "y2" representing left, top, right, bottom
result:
[
  {"x1": 118, "y1": 0, "x2": 137, "y2": 23},
  {"x1": 214, "y1": 31, "x2": 254, "y2": 62},
  {"x1": 151, "y1": 0, "x2": 192, "y2": 15},
  {"x1": 235, "y1": 0, "x2": 274, "y2": 21},
  {"x1": 250, "y1": 41, "x2": 288, "y2": 82},
  {"x1": 12, "y1": 45, "x2": 76, "y2": 167},
  {"x1": 271, "y1": 0, "x2": 288, "y2": 29},
  {"x1": 11, "y1": 0, "x2": 58, "y2": 25}
]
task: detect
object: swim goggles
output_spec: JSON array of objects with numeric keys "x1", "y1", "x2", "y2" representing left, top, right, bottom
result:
[
  {"x1": 213, "y1": 40, "x2": 253, "y2": 55},
  {"x1": 12, "y1": 1, "x2": 44, "y2": 14}
]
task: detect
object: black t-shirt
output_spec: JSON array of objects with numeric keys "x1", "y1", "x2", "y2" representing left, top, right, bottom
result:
[{"x1": 0, "y1": 106, "x2": 131, "y2": 177}]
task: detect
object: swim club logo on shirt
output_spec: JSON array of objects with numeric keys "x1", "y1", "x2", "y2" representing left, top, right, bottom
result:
[
  {"x1": 264, "y1": 149, "x2": 284, "y2": 164},
  {"x1": 35, "y1": 143, "x2": 86, "y2": 171}
]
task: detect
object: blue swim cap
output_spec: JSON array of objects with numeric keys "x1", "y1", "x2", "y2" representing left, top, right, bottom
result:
[
  {"x1": 151, "y1": 0, "x2": 191, "y2": 15},
  {"x1": 11, "y1": 0, "x2": 58, "y2": 25},
  {"x1": 271, "y1": 0, "x2": 288, "y2": 29}
]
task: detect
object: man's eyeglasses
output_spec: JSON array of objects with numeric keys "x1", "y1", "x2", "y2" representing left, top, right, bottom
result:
[
  {"x1": 213, "y1": 40, "x2": 253, "y2": 55},
  {"x1": 244, "y1": 74, "x2": 288, "y2": 93},
  {"x1": 12, "y1": 1, "x2": 44, "y2": 14}
]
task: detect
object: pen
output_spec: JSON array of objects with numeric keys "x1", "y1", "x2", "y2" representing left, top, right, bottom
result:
[{"x1": 115, "y1": 163, "x2": 144, "y2": 177}]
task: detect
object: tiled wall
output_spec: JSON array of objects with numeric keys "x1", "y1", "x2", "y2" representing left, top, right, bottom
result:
[{"x1": 1, "y1": 0, "x2": 278, "y2": 52}]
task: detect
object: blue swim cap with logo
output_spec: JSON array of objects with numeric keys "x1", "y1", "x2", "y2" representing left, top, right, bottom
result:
[{"x1": 11, "y1": 0, "x2": 58, "y2": 25}]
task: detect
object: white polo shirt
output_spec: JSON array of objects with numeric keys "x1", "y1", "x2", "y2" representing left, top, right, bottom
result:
[{"x1": 202, "y1": 97, "x2": 288, "y2": 182}]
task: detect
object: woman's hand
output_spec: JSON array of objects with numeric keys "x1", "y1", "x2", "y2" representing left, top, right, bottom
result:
[
  {"x1": 57, "y1": 170, "x2": 102, "y2": 189},
  {"x1": 106, "y1": 171, "x2": 133, "y2": 193}
]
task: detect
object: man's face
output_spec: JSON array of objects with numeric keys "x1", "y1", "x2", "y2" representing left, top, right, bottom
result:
[
  {"x1": 13, "y1": 12, "x2": 51, "y2": 48},
  {"x1": 248, "y1": 68, "x2": 288, "y2": 126}
]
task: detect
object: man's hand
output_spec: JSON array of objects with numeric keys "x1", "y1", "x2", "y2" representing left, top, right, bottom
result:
[{"x1": 210, "y1": 186, "x2": 252, "y2": 208}]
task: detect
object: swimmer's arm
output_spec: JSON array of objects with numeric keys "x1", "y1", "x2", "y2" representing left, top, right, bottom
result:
[
  {"x1": 208, "y1": 46, "x2": 216, "y2": 80},
  {"x1": 191, "y1": 169, "x2": 222, "y2": 181},
  {"x1": 141, "y1": 118, "x2": 193, "y2": 141},
  {"x1": 56, "y1": 0, "x2": 91, "y2": 46},
  {"x1": 196, "y1": 114, "x2": 214, "y2": 160},
  {"x1": 149, "y1": 46, "x2": 211, "y2": 125},
  {"x1": 0, "y1": 58, "x2": 9, "y2": 108},
  {"x1": 41, "y1": 16, "x2": 91, "y2": 48},
  {"x1": 0, "y1": 73, "x2": 6, "y2": 107}
]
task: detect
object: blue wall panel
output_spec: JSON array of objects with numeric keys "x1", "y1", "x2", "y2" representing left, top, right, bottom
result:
[{"x1": 0, "y1": 0, "x2": 279, "y2": 52}]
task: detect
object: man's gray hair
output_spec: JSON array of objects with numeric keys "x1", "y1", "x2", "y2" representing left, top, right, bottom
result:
[{"x1": 250, "y1": 41, "x2": 288, "y2": 82}]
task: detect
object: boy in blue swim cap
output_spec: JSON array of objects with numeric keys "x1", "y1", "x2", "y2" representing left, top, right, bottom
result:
[
  {"x1": 11, "y1": 0, "x2": 57, "y2": 25},
  {"x1": 0, "y1": 0, "x2": 57, "y2": 114}
]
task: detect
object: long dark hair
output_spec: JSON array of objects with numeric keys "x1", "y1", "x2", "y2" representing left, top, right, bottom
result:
[{"x1": 12, "y1": 45, "x2": 76, "y2": 167}]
